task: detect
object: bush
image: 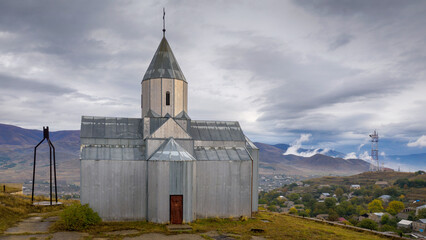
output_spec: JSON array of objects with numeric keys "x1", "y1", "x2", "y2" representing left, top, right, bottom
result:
[
  {"x1": 60, "y1": 203, "x2": 101, "y2": 230},
  {"x1": 357, "y1": 219, "x2": 378, "y2": 230},
  {"x1": 379, "y1": 224, "x2": 396, "y2": 232},
  {"x1": 289, "y1": 207, "x2": 297, "y2": 214}
]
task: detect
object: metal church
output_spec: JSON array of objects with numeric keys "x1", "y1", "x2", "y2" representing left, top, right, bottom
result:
[{"x1": 80, "y1": 30, "x2": 259, "y2": 223}]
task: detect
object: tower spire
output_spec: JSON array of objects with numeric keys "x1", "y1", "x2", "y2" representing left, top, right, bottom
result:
[{"x1": 163, "y1": 8, "x2": 166, "y2": 38}]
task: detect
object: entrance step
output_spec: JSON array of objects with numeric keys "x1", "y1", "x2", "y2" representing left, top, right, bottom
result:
[{"x1": 166, "y1": 224, "x2": 192, "y2": 232}]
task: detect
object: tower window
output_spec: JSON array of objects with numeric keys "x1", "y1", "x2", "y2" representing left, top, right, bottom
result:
[{"x1": 166, "y1": 91, "x2": 170, "y2": 106}]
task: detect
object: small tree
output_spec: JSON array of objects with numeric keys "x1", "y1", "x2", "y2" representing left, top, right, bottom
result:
[
  {"x1": 325, "y1": 197, "x2": 337, "y2": 209},
  {"x1": 386, "y1": 201, "x2": 404, "y2": 215},
  {"x1": 289, "y1": 207, "x2": 297, "y2": 214},
  {"x1": 380, "y1": 214, "x2": 390, "y2": 225},
  {"x1": 335, "y1": 188, "x2": 344, "y2": 198},
  {"x1": 328, "y1": 209, "x2": 339, "y2": 221},
  {"x1": 358, "y1": 219, "x2": 378, "y2": 230},
  {"x1": 288, "y1": 193, "x2": 300, "y2": 202},
  {"x1": 368, "y1": 199, "x2": 384, "y2": 213}
]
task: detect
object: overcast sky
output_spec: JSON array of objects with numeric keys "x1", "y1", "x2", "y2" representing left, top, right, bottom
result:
[{"x1": 1, "y1": 0, "x2": 426, "y2": 156}]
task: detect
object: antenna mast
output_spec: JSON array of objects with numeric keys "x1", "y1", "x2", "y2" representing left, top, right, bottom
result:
[{"x1": 369, "y1": 130, "x2": 379, "y2": 171}]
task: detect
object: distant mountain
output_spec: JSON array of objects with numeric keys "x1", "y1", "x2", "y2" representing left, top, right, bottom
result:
[
  {"x1": 0, "y1": 123, "x2": 80, "y2": 183},
  {"x1": 255, "y1": 142, "x2": 370, "y2": 176},
  {"x1": 0, "y1": 123, "x2": 424, "y2": 183}
]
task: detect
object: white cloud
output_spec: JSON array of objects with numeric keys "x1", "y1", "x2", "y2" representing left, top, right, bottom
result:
[
  {"x1": 283, "y1": 134, "x2": 331, "y2": 157},
  {"x1": 0, "y1": 0, "x2": 425, "y2": 155},
  {"x1": 407, "y1": 135, "x2": 426, "y2": 148},
  {"x1": 358, "y1": 151, "x2": 372, "y2": 162},
  {"x1": 344, "y1": 152, "x2": 357, "y2": 159}
]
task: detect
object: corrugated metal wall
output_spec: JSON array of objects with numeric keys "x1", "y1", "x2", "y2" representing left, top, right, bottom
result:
[
  {"x1": 195, "y1": 160, "x2": 252, "y2": 218},
  {"x1": 80, "y1": 160, "x2": 147, "y2": 220}
]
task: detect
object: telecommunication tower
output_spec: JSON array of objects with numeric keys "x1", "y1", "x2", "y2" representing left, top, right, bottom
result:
[{"x1": 369, "y1": 130, "x2": 379, "y2": 171}]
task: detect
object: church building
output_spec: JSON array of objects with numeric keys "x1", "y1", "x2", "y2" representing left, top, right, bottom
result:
[{"x1": 80, "y1": 29, "x2": 259, "y2": 224}]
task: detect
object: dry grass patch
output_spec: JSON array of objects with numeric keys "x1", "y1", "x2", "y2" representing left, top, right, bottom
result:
[
  {"x1": 190, "y1": 212, "x2": 390, "y2": 240},
  {"x1": 0, "y1": 183, "x2": 23, "y2": 193},
  {"x1": 0, "y1": 192, "x2": 75, "y2": 233}
]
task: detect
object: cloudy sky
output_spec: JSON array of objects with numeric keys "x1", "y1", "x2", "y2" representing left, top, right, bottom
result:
[{"x1": 1, "y1": 0, "x2": 426, "y2": 157}]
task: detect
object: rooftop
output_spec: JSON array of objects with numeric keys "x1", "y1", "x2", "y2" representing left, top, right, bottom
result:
[{"x1": 143, "y1": 37, "x2": 186, "y2": 81}]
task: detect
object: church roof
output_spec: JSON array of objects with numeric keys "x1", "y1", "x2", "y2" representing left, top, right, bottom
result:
[
  {"x1": 194, "y1": 146, "x2": 251, "y2": 161},
  {"x1": 189, "y1": 120, "x2": 246, "y2": 141},
  {"x1": 143, "y1": 37, "x2": 186, "y2": 82},
  {"x1": 149, "y1": 138, "x2": 195, "y2": 161}
]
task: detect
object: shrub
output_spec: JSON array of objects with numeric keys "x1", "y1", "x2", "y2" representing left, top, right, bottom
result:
[
  {"x1": 379, "y1": 224, "x2": 396, "y2": 232},
  {"x1": 289, "y1": 207, "x2": 297, "y2": 214},
  {"x1": 357, "y1": 219, "x2": 378, "y2": 230},
  {"x1": 60, "y1": 203, "x2": 101, "y2": 230}
]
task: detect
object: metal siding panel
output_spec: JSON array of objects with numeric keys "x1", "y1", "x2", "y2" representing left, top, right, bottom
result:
[
  {"x1": 189, "y1": 122, "x2": 201, "y2": 140},
  {"x1": 97, "y1": 147, "x2": 111, "y2": 160},
  {"x1": 142, "y1": 80, "x2": 150, "y2": 117},
  {"x1": 226, "y1": 148, "x2": 240, "y2": 161},
  {"x1": 105, "y1": 118, "x2": 117, "y2": 138},
  {"x1": 207, "y1": 126, "x2": 222, "y2": 141},
  {"x1": 174, "y1": 79, "x2": 184, "y2": 116},
  {"x1": 151, "y1": 78, "x2": 162, "y2": 115},
  {"x1": 183, "y1": 82, "x2": 188, "y2": 113},
  {"x1": 93, "y1": 117, "x2": 106, "y2": 138},
  {"x1": 236, "y1": 148, "x2": 251, "y2": 161},
  {"x1": 81, "y1": 116, "x2": 94, "y2": 138},
  {"x1": 205, "y1": 149, "x2": 219, "y2": 161},
  {"x1": 116, "y1": 118, "x2": 128, "y2": 138},
  {"x1": 216, "y1": 149, "x2": 230, "y2": 161}
]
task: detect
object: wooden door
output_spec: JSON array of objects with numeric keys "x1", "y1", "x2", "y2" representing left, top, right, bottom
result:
[{"x1": 170, "y1": 195, "x2": 183, "y2": 224}]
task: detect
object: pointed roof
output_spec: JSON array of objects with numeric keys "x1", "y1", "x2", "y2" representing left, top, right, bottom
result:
[
  {"x1": 175, "y1": 110, "x2": 191, "y2": 119},
  {"x1": 143, "y1": 37, "x2": 186, "y2": 82},
  {"x1": 149, "y1": 138, "x2": 195, "y2": 161},
  {"x1": 146, "y1": 109, "x2": 161, "y2": 118}
]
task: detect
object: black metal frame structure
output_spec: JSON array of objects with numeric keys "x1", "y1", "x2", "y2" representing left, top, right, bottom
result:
[{"x1": 31, "y1": 126, "x2": 57, "y2": 205}]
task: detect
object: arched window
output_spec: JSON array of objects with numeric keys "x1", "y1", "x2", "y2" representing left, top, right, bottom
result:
[{"x1": 166, "y1": 91, "x2": 170, "y2": 106}]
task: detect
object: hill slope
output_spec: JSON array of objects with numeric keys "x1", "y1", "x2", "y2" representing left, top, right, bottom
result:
[
  {"x1": 0, "y1": 124, "x2": 80, "y2": 183},
  {"x1": 255, "y1": 142, "x2": 370, "y2": 176}
]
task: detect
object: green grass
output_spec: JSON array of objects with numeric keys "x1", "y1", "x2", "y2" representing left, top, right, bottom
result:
[{"x1": 190, "y1": 212, "x2": 390, "y2": 240}]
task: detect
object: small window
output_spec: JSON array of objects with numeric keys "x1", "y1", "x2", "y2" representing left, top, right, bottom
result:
[{"x1": 166, "y1": 91, "x2": 170, "y2": 106}]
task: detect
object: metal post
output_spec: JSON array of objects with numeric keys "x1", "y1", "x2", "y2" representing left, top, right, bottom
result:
[
  {"x1": 32, "y1": 126, "x2": 57, "y2": 204},
  {"x1": 49, "y1": 139, "x2": 58, "y2": 203},
  {"x1": 32, "y1": 138, "x2": 45, "y2": 202},
  {"x1": 49, "y1": 143, "x2": 52, "y2": 205}
]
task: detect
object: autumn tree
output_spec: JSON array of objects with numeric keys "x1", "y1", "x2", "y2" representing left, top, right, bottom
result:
[
  {"x1": 386, "y1": 201, "x2": 404, "y2": 215},
  {"x1": 368, "y1": 199, "x2": 384, "y2": 213}
]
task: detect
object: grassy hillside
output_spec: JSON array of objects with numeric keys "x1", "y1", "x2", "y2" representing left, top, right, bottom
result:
[
  {"x1": 0, "y1": 192, "x2": 67, "y2": 233},
  {"x1": 1, "y1": 192, "x2": 394, "y2": 239},
  {"x1": 191, "y1": 212, "x2": 390, "y2": 240},
  {"x1": 306, "y1": 171, "x2": 423, "y2": 186},
  {"x1": 0, "y1": 183, "x2": 22, "y2": 193}
]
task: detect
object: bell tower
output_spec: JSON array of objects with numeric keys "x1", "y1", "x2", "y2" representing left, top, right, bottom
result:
[{"x1": 141, "y1": 36, "x2": 188, "y2": 118}]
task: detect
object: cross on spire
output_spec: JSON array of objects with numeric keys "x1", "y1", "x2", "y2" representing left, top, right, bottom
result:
[{"x1": 163, "y1": 8, "x2": 166, "y2": 38}]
